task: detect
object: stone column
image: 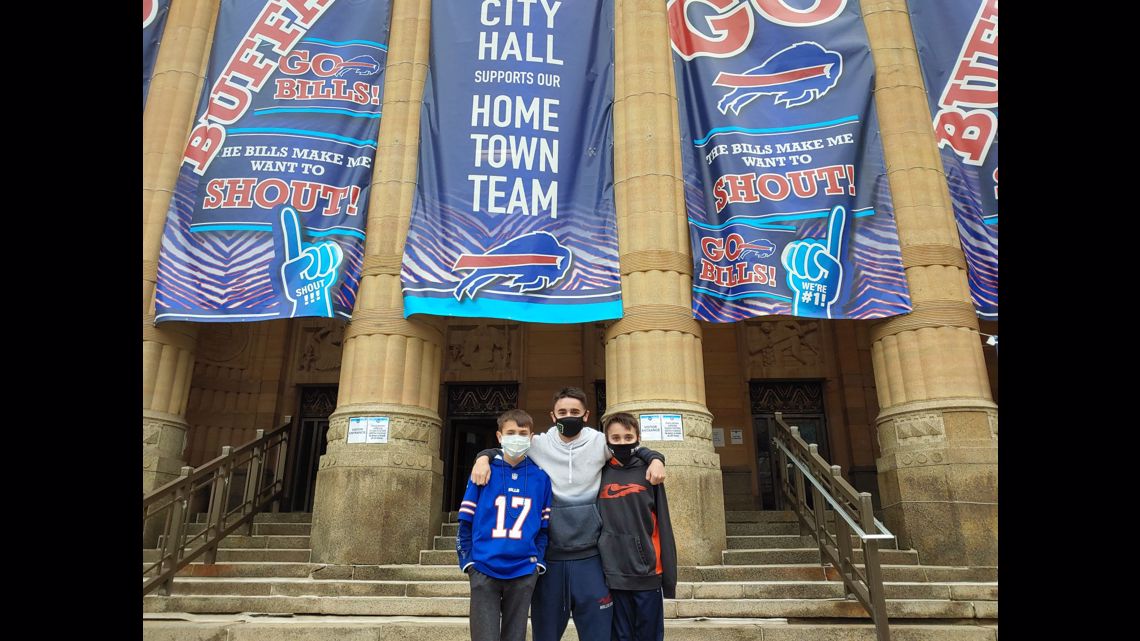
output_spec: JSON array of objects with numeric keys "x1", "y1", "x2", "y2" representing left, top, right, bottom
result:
[
  {"x1": 605, "y1": 0, "x2": 726, "y2": 566},
  {"x1": 308, "y1": 0, "x2": 446, "y2": 565},
  {"x1": 142, "y1": 0, "x2": 220, "y2": 492},
  {"x1": 861, "y1": 0, "x2": 997, "y2": 567}
]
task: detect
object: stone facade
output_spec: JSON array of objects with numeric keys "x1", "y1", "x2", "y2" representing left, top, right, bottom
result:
[{"x1": 143, "y1": 0, "x2": 998, "y2": 569}]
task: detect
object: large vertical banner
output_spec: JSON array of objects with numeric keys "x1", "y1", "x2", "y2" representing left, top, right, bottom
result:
[
  {"x1": 669, "y1": 0, "x2": 911, "y2": 322},
  {"x1": 400, "y1": 0, "x2": 622, "y2": 323},
  {"x1": 143, "y1": 0, "x2": 172, "y2": 107},
  {"x1": 909, "y1": 0, "x2": 998, "y2": 320},
  {"x1": 154, "y1": 0, "x2": 391, "y2": 324}
]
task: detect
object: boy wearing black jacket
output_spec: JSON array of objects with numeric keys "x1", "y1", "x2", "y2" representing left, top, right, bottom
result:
[{"x1": 597, "y1": 412, "x2": 677, "y2": 641}]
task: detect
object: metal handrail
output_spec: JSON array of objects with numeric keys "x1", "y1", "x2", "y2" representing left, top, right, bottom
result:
[
  {"x1": 142, "y1": 422, "x2": 291, "y2": 596},
  {"x1": 772, "y1": 412, "x2": 893, "y2": 641}
]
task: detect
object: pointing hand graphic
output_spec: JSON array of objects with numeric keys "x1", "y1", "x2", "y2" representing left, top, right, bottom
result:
[
  {"x1": 279, "y1": 207, "x2": 344, "y2": 318},
  {"x1": 780, "y1": 205, "x2": 847, "y2": 319}
]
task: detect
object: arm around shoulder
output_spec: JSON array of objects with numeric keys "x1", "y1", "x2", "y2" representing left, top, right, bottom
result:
[
  {"x1": 655, "y1": 484, "x2": 678, "y2": 598},
  {"x1": 635, "y1": 445, "x2": 665, "y2": 464}
]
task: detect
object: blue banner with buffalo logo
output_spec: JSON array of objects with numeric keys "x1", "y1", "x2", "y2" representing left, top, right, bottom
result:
[
  {"x1": 909, "y1": 0, "x2": 998, "y2": 320},
  {"x1": 154, "y1": 0, "x2": 390, "y2": 324},
  {"x1": 400, "y1": 0, "x2": 622, "y2": 323},
  {"x1": 143, "y1": 0, "x2": 172, "y2": 107},
  {"x1": 668, "y1": 0, "x2": 911, "y2": 322}
]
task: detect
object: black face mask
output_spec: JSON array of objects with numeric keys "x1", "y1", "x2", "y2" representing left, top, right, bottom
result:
[
  {"x1": 556, "y1": 416, "x2": 584, "y2": 438},
  {"x1": 609, "y1": 442, "x2": 639, "y2": 465}
]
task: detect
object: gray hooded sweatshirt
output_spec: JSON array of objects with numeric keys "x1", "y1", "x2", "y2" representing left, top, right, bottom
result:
[{"x1": 515, "y1": 426, "x2": 663, "y2": 561}]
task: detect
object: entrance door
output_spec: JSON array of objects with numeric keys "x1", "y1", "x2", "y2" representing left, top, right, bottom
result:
[
  {"x1": 286, "y1": 385, "x2": 337, "y2": 512},
  {"x1": 448, "y1": 418, "x2": 501, "y2": 509},
  {"x1": 442, "y1": 383, "x2": 519, "y2": 511},
  {"x1": 750, "y1": 381, "x2": 829, "y2": 510}
]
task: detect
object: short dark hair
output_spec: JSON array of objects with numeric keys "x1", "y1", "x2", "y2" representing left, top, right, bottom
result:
[
  {"x1": 552, "y1": 386, "x2": 588, "y2": 408},
  {"x1": 602, "y1": 412, "x2": 639, "y2": 438},
  {"x1": 497, "y1": 409, "x2": 534, "y2": 431}
]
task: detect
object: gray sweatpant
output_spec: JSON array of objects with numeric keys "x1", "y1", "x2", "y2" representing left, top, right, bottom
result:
[{"x1": 469, "y1": 568, "x2": 540, "y2": 641}]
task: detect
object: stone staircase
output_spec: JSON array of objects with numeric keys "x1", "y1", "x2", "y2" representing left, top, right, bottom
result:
[
  {"x1": 722, "y1": 469, "x2": 760, "y2": 510},
  {"x1": 143, "y1": 510, "x2": 996, "y2": 640}
]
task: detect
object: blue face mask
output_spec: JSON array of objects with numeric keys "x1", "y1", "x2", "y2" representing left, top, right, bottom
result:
[{"x1": 501, "y1": 434, "x2": 531, "y2": 458}]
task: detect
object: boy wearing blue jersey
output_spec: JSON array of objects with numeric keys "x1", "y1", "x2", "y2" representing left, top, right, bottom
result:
[{"x1": 457, "y1": 409, "x2": 554, "y2": 641}]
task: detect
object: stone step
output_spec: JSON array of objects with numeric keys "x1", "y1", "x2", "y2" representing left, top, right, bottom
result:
[
  {"x1": 167, "y1": 578, "x2": 471, "y2": 598},
  {"x1": 159, "y1": 535, "x2": 311, "y2": 550},
  {"x1": 680, "y1": 564, "x2": 926, "y2": 583},
  {"x1": 723, "y1": 549, "x2": 918, "y2": 566},
  {"x1": 683, "y1": 582, "x2": 992, "y2": 602},
  {"x1": 144, "y1": 595, "x2": 471, "y2": 617},
  {"x1": 727, "y1": 534, "x2": 817, "y2": 549},
  {"x1": 417, "y1": 548, "x2": 919, "y2": 567},
  {"x1": 922, "y1": 567, "x2": 997, "y2": 583},
  {"x1": 722, "y1": 470, "x2": 753, "y2": 486},
  {"x1": 435, "y1": 536, "x2": 455, "y2": 550},
  {"x1": 191, "y1": 512, "x2": 312, "y2": 524},
  {"x1": 441, "y1": 523, "x2": 459, "y2": 537},
  {"x1": 316, "y1": 565, "x2": 469, "y2": 581},
  {"x1": 726, "y1": 534, "x2": 897, "y2": 550},
  {"x1": 150, "y1": 560, "x2": 994, "y2": 585},
  {"x1": 144, "y1": 617, "x2": 998, "y2": 641},
  {"x1": 161, "y1": 577, "x2": 994, "y2": 602},
  {"x1": 725, "y1": 511, "x2": 835, "y2": 523},
  {"x1": 420, "y1": 550, "x2": 459, "y2": 565},
  {"x1": 156, "y1": 562, "x2": 316, "y2": 579},
  {"x1": 724, "y1": 495, "x2": 761, "y2": 510},
  {"x1": 726, "y1": 510, "x2": 787, "y2": 522},
  {"x1": 143, "y1": 594, "x2": 995, "y2": 620},
  {"x1": 185, "y1": 522, "x2": 312, "y2": 536},
  {"x1": 144, "y1": 549, "x2": 312, "y2": 563},
  {"x1": 669, "y1": 599, "x2": 995, "y2": 620},
  {"x1": 726, "y1": 522, "x2": 810, "y2": 536}
]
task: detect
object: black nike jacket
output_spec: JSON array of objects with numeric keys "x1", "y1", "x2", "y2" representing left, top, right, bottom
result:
[{"x1": 595, "y1": 453, "x2": 678, "y2": 598}]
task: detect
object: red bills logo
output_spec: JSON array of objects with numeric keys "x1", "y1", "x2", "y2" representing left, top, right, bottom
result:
[{"x1": 667, "y1": 0, "x2": 847, "y2": 60}]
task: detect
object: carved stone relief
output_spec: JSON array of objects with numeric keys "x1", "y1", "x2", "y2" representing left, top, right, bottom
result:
[
  {"x1": 746, "y1": 319, "x2": 822, "y2": 373},
  {"x1": 894, "y1": 413, "x2": 945, "y2": 443},
  {"x1": 299, "y1": 323, "x2": 345, "y2": 372},
  {"x1": 198, "y1": 324, "x2": 252, "y2": 366},
  {"x1": 446, "y1": 322, "x2": 518, "y2": 378}
]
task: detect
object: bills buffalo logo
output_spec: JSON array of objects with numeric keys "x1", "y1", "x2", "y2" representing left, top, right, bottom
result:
[
  {"x1": 714, "y1": 41, "x2": 843, "y2": 115},
  {"x1": 741, "y1": 238, "x2": 775, "y2": 259},
  {"x1": 333, "y1": 55, "x2": 381, "y2": 77},
  {"x1": 452, "y1": 232, "x2": 572, "y2": 301}
]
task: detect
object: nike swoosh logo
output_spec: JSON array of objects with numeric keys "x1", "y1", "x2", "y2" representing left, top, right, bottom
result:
[{"x1": 599, "y1": 483, "x2": 647, "y2": 499}]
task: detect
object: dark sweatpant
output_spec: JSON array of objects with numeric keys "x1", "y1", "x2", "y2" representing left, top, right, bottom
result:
[
  {"x1": 469, "y1": 568, "x2": 540, "y2": 641},
  {"x1": 611, "y1": 588, "x2": 664, "y2": 641},
  {"x1": 530, "y1": 556, "x2": 613, "y2": 641}
]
